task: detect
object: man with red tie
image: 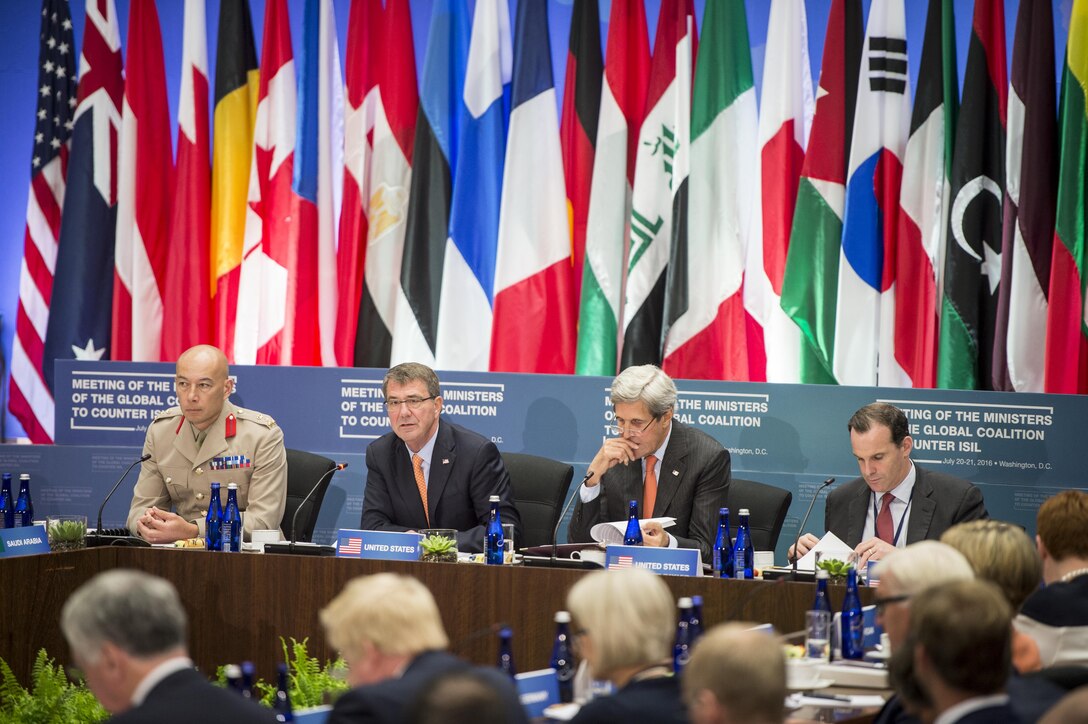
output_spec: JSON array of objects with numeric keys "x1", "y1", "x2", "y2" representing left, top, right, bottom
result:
[
  {"x1": 791, "y1": 402, "x2": 988, "y2": 567},
  {"x1": 568, "y1": 365, "x2": 731, "y2": 562}
]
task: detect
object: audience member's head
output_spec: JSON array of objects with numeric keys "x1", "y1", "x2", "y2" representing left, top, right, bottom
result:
[
  {"x1": 1036, "y1": 490, "x2": 1088, "y2": 584},
  {"x1": 872, "y1": 541, "x2": 975, "y2": 650},
  {"x1": 902, "y1": 580, "x2": 1012, "y2": 714},
  {"x1": 406, "y1": 670, "x2": 509, "y2": 724},
  {"x1": 60, "y1": 570, "x2": 189, "y2": 713},
  {"x1": 320, "y1": 573, "x2": 449, "y2": 687},
  {"x1": 1039, "y1": 685, "x2": 1088, "y2": 724},
  {"x1": 941, "y1": 520, "x2": 1041, "y2": 611},
  {"x1": 566, "y1": 568, "x2": 674, "y2": 685},
  {"x1": 682, "y1": 624, "x2": 785, "y2": 724}
]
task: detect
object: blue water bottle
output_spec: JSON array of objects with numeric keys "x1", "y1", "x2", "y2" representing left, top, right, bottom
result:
[
  {"x1": 497, "y1": 626, "x2": 517, "y2": 678},
  {"x1": 240, "y1": 661, "x2": 256, "y2": 699},
  {"x1": 813, "y1": 569, "x2": 833, "y2": 613},
  {"x1": 712, "y1": 507, "x2": 733, "y2": 578},
  {"x1": 0, "y1": 473, "x2": 13, "y2": 529},
  {"x1": 222, "y1": 483, "x2": 242, "y2": 552},
  {"x1": 623, "y1": 500, "x2": 643, "y2": 545},
  {"x1": 841, "y1": 567, "x2": 864, "y2": 659},
  {"x1": 485, "y1": 495, "x2": 504, "y2": 565},
  {"x1": 732, "y1": 508, "x2": 753, "y2": 579},
  {"x1": 551, "y1": 611, "x2": 575, "y2": 703},
  {"x1": 673, "y1": 597, "x2": 694, "y2": 673},
  {"x1": 205, "y1": 482, "x2": 223, "y2": 551},
  {"x1": 13, "y1": 474, "x2": 34, "y2": 527},
  {"x1": 274, "y1": 663, "x2": 294, "y2": 722},
  {"x1": 689, "y1": 595, "x2": 704, "y2": 642}
]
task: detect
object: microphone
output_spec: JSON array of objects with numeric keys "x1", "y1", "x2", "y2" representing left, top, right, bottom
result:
[
  {"x1": 791, "y1": 477, "x2": 835, "y2": 579},
  {"x1": 290, "y1": 462, "x2": 347, "y2": 547},
  {"x1": 264, "y1": 462, "x2": 346, "y2": 557},
  {"x1": 86, "y1": 453, "x2": 152, "y2": 548},
  {"x1": 551, "y1": 470, "x2": 595, "y2": 561}
]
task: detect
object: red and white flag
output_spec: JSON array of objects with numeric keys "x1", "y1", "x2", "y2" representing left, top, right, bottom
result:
[{"x1": 113, "y1": 0, "x2": 173, "y2": 361}]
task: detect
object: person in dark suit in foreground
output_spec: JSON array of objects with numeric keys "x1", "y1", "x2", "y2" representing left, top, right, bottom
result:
[
  {"x1": 889, "y1": 580, "x2": 1022, "y2": 724},
  {"x1": 320, "y1": 573, "x2": 526, "y2": 724},
  {"x1": 568, "y1": 364, "x2": 730, "y2": 561},
  {"x1": 567, "y1": 568, "x2": 686, "y2": 724},
  {"x1": 791, "y1": 402, "x2": 988, "y2": 566},
  {"x1": 59, "y1": 570, "x2": 277, "y2": 724},
  {"x1": 360, "y1": 362, "x2": 521, "y2": 553}
]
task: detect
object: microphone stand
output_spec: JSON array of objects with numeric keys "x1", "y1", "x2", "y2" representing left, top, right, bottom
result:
[
  {"x1": 791, "y1": 477, "x2": 835, "y2": 580},
  {"x1": 86, "y1": 453, "x2": 152, "y2": 548},
  {"x1": 551, "y1": 470, "x2": 594, "y2": 561},
  {"x1": 265, "y1": 463, "x2": 346, "y2": 556}
]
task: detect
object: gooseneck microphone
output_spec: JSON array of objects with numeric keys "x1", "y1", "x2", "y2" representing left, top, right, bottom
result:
[
  {"x1": 290, "y1": 463, "x2": 347, "y2": 547},
  {"x1": 86, "y1": 453, "x2": 152, "y2": 547},
  {"x1": 551, "y1": 470, "x2": 595, "y2": 561},
  {"x1": 791, "y1": 477, "x2": 836, "y2": 579}
]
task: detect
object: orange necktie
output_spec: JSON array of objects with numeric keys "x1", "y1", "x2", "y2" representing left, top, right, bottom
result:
[
  {"x1": 644, "y1": 454, "x2": 658, "y2": 517},
  {"x1": 413, "y1": 454, "x2": 430, "y2": 526}
]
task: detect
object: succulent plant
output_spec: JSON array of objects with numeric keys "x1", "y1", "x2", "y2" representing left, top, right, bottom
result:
[
  {"x1": 47, "y1": 520, "x2": 86, "y2": 552},
  {"x1": 419, "y1": 533, "x2": 458, "y2": 563},
  {"x1": 816, "y1": 557, "x2": 853, "y2": 581}
]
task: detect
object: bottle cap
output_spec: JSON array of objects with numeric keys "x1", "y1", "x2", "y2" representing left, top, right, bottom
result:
[
  {"x1": 19, "y1": 473, "x2": 29, "y2": 480},
  {"x1": 554, "y1": 610, "x2": 571, "y2": 623},
  {"x1": 719, "y1": 506, "x2": 728, "y2": 514},
  {"x1": 816, "y1": 569, "x2": 829, "y2": 580},
  {"x1": 677, "y1": 596, "x2": 693, "y2": 609},
  {"x1": 210, "y1": 481, "x2": 221, "y2": 488},
  {"x1": 227, "y1": 482, "x2": 238, "y2": 490},
  {"x1": 691, "y1": 595, "x2": 703, "y2": 606},
  {"x1": 489, "y1": 495, "x2": 500, "y2": 502},
  {"x1": 739, "y1": 508, "x2": 750, "y2": 516}
]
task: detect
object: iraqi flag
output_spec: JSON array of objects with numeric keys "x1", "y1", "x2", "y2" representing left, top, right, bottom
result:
[
  {"x1": 834, "y1": 0, "x2": 910, "y2": 386},
  {"x1": 994, "y1": 0, "x2": 1057, "y2": 392},
  {"x1": 780, "y1": 0, "x2": 864, "y2": 385},
  {"x1": 937, "y1": 0, "x2": 1007, "y2": 390},
  {"x1": 575, "y1": 0, "x2": 649, "y2": 376},
  {"x1": 161, "y1": 0, "x2": 211, "y2": 360},
  {"x1": 1044, "y1": 0, "x2": 1088, "y2": 393},
  {"x1": 661, "y1": 0, "x2": 754, "y2": 381},
  {"x1": 113, "y1": 0, "x2": 173, "y2": 361},
  {"x1": 490, "y1": 0, "x2": 575, "y2": 373},
  {"x1": 743, "y1": 0, "x2": 813, "y2": 383},
  {"x1": 434, "y1": 0, "x2": 511, "y2": 370},
  {"x1": 891, "y1": 0, "x2": 958, "y2": 388},
  {"x1": 621, "y1": 0, "x2": 697, "y2": 368}
]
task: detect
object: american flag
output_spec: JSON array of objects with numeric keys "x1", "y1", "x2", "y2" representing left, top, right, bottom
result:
[
  {"x1": 8, "y1": 0, "x2": 77, "y2": 443},
  {"x1": 339, "y1": 537, "x2": 363, "y2": 556},
  {"x1": 609, "y1": 555, "x2": 634, "y2": 570}
]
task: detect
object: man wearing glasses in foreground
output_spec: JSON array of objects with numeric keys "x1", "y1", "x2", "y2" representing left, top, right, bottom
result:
[
  {"x1": 360, "y1": 362, "x2": 520, "y2": 553},
  {"x1": 568, "y1": 365, "x2": 730, "y2": 561}
]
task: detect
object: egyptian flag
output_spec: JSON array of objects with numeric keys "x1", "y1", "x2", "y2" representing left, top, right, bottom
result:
[
  {"x1": 892, "y1": 0, "x2": 958, "y2": 388},
  {"x1": 576, "y1": 0, "x2": 649, "y2": 376},
  {"x1": 620, "y1": 0, "x2": 697, "y2": 368},
  {"x1": 937, "y1": 0, "x2": 1007, "y2": 390},
  {"x1": 742, "y1": 0, "x2": 813, "y2": 383},
  {"x1": 211, "y1": 0, "x2": 258, "y2": 362},
  {"x1": 1044, "y1": 0, "x2": 1088, "y2": 394},
  {"x1": 661, "y1": 0, "x2": 754, "y2": 381},
  {"x1": 491, "y1": 0, "x2": 575, "y2": 373},
  {"x1": 560, "y1": 0, "x2": 602, "y2": 304},
  {"x1": 161, "y1": 0, "x2": 211, "y2": 360},
  {"x1": 780, "y1": 0, "x2": 863, "y2": 385},
  {"x1": 112, "y1": 0, "x2": 173, "y2": 361},
  {"x1": 994, "y1": 0, "x2": 1057, "y2": 392}
]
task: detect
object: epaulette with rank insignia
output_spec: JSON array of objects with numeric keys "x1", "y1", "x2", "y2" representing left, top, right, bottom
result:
[{"x1": 232, "y1": 408, "x2": 278, "y2": 429}]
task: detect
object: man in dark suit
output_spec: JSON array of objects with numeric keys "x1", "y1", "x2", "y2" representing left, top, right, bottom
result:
[
  {"x1": 360, "y1": 362, "x2": 520, "y2": 553},
  {"x1": 568, "y1": 364, "x2": 730, "y2": 562},
  {"x1": 320, "y1": 573, "x2": 527, "y2": 724},
  {"x1": 791, "y1": 402, "x2": 987, "y2": 567},
  {"x1": 59, "y1": 570, "x2": 277, "y2": 724}
]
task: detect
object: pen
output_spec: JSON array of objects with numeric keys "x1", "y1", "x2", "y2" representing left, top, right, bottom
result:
[{"x1": 803, "y1": 693, "x2": 853, "y2": 703}]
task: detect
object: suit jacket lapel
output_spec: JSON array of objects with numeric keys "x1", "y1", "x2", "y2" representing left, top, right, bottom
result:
[
  {"x1": 653, "y1": 424, "x2": 687, "y2": 517},
  {"x1": 847, "y1": 483, "x2": 869, "y2": 547},
  {"x1": 390, "y1": 445, "x2": 425, "y2": 526},
  {"x1": 905, "y1": 466, "x2": 936, "y2": 543},
  {"x1": 425, "y1": 423, "x2": 456, "y2": 522}
]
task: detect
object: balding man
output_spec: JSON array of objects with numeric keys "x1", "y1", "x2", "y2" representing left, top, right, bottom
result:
[{"x1": 126, "y1": 345, "x2": 287, "y2": 544}]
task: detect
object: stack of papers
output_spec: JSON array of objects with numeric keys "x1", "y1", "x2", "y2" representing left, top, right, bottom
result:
[{"x1": 589, "y1": 517, "x2": 676, "y2": 545}]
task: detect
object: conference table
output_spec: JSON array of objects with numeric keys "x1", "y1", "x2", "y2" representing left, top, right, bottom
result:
[{"x1": 0, "y1": 547, "x2": 874, "y2": 688}]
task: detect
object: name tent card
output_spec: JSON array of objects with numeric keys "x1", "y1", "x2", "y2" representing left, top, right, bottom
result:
[
  {"x1": 335, "y1": 529, "x2": 420, "y2": 561},
  {"x1": 0, "y1": 525, "x2": 52, "y2": 559},
  {"x1": 604, "y1": 544, "x2": 701, "y2": 576},
  {"x1": 515, "y1": 668, "x2": 559, "y2": 718}
]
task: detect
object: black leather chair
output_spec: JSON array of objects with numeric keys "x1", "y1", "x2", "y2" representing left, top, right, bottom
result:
[
  {"x1": 282, "y1": 448, "x2": 337, "y2": 542},
  {"x1": 725, "y1": 477, "x2": 793, "y2": 551},
  {"x1": 501, "y1": 452, "x2": 574, "y2": 549}
]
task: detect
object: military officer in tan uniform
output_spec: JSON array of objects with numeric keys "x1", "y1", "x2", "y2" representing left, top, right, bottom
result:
[{"x1": 127, "y1": 345, "x2": 288, "y2": 544}]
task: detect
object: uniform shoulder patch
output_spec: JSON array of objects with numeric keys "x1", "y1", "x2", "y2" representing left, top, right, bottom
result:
[{"x1": 233, "y1": 407, "x2": 277, "y2": 428}]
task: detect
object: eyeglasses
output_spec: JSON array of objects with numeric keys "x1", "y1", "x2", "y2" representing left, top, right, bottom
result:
[
  {"x1": 605, "y1": 416, "x2": 660, "y2": 437},
  {"x1": 384, "y1": 396, "x2": 437, "y2": 411},
  {"x1": 872, "y1": 593, "x2": 911, "y2": 611}
]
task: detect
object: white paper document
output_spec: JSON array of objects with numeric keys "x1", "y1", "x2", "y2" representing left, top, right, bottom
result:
[
  {"x1": 590, "y1": 517, "x2": 676, "y2": 545},
  {"x1": 795, "y1": 531, "x2": 854, "y2": 571}
]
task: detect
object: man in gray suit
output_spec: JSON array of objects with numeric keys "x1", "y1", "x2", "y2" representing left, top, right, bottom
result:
[
  {"x1": 792, "y1": 402, "x2": 988, "y2": 567},
  {"x1": 568, "y1": 365, "x2": 730, "y2": 562}
]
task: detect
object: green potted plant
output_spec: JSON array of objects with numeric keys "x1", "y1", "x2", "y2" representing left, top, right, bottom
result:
[
  {"x1": 47, "y1": 518, "x2": 87, "y2": 552},
  {"x1": 0, "y1": 649, "x2": 107, "y2": 723},
  {"x1": 816, "y1": 557, "x2": 853, "y2": 584},
  {"x1": 419, "y1": 532, "x2": 458, "y2": 563}
]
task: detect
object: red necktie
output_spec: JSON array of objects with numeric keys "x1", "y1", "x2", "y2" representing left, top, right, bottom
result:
[
  {"x1": 876, "y1": 492, "x2": 895, "y2": 544},
  {"x1": 643, "y1": 455, "x2": 658, "y2": 517}
]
